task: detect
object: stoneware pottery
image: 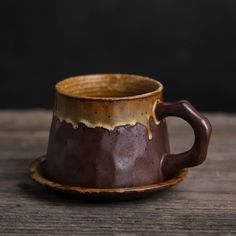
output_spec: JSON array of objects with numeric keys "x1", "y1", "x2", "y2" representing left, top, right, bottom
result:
[{"x1": 29, "y1": 74, "x2": 212, "y2": 201}]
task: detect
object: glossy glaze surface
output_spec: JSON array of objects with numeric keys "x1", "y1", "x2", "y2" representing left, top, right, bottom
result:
[
  {"x1": 45, "y1": 73, "x2": 211, "y2": 190},
  {"x1": 54, "y1": 74, "x2": 162, "y2": 139}
]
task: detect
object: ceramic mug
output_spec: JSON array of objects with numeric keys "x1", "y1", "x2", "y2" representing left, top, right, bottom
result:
[{"x1": 45, "y1": 74, "x2": 211, "y2": 188}]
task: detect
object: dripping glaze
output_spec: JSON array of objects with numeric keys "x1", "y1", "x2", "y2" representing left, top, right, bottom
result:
[
  {"x1": 54, "y1": 74, "x2": 163, "y2": 139},
  {"x1": 54, "y1": 93, "x2": 161, "y2": 140}
]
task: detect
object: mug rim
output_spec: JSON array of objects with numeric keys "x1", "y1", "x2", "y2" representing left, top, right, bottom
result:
[{"x1": 55, "y1": 73, "x2": 163, "y2": 101}]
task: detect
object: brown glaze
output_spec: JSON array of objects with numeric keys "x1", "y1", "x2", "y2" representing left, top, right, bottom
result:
[
  {"x1": 43, "y1": 73, "x2": 212, "y2": 192},
  {"x1": 155, "y1": 100, "x2": 212, "y2": 179},
  {"x1": 29, "y1": 156, "x2": 188, "y2": 201},
  {"x1": 46, "y1": 116, "x2": 169, "y2": 188},
  {"x1": 54, "y1": 74, "x2": 163, "y2": 139}
]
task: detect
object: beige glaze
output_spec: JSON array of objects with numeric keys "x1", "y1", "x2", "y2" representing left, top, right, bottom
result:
[{"x1": 54, "y1": 74, "x2": 163, "y2": 139}]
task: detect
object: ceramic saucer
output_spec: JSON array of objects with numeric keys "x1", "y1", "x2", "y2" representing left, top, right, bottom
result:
[{"x1": 29, "y1": 156, "x2": 188, "y2": 201}]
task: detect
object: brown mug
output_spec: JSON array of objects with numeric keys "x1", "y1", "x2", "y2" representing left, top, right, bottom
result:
[{"x1": 45, "y1": 74, "x2": 212, "y2": 188}]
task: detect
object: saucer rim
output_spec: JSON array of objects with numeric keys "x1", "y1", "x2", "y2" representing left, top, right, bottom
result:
[{"x1": 29, "y1": 156, "x2": 188, "y2": 194}]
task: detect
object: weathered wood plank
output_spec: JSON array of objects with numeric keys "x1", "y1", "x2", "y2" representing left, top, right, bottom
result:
[{"x1": 0, "y1": 111, "x2": 235, "y2": 235}]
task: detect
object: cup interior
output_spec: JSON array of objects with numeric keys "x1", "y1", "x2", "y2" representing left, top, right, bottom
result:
[{"x1": 56, "y1": 74, "x2": 162, "y2": 99}]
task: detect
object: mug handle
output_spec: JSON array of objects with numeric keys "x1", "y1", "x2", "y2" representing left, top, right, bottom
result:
[{"x1": 155, "y1": 100, "x2": 212, "y2": 179}]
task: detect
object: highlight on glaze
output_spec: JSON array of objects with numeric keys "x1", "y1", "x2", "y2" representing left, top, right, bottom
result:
[{"x1": 54, "y1": 74, "x2": 163, "y2": 139}]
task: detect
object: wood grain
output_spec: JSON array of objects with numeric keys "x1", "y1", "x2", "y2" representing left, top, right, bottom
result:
[{"x1": 0, "y1": 111, "x2": 235, "y2": 235}]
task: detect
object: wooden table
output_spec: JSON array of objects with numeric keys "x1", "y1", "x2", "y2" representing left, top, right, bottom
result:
[{"x1": 0, "y1": 111, "x2": 235, "y2": 235}]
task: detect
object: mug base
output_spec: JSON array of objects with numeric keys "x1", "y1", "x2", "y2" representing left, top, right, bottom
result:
[{"x1": 29, "y1": 156, "x2": 188, "y2": 201}]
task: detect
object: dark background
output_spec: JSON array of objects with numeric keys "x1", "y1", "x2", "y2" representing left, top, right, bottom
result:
[{"x1": 0, "y1": 0, "x2": 235, "y2": 111}]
